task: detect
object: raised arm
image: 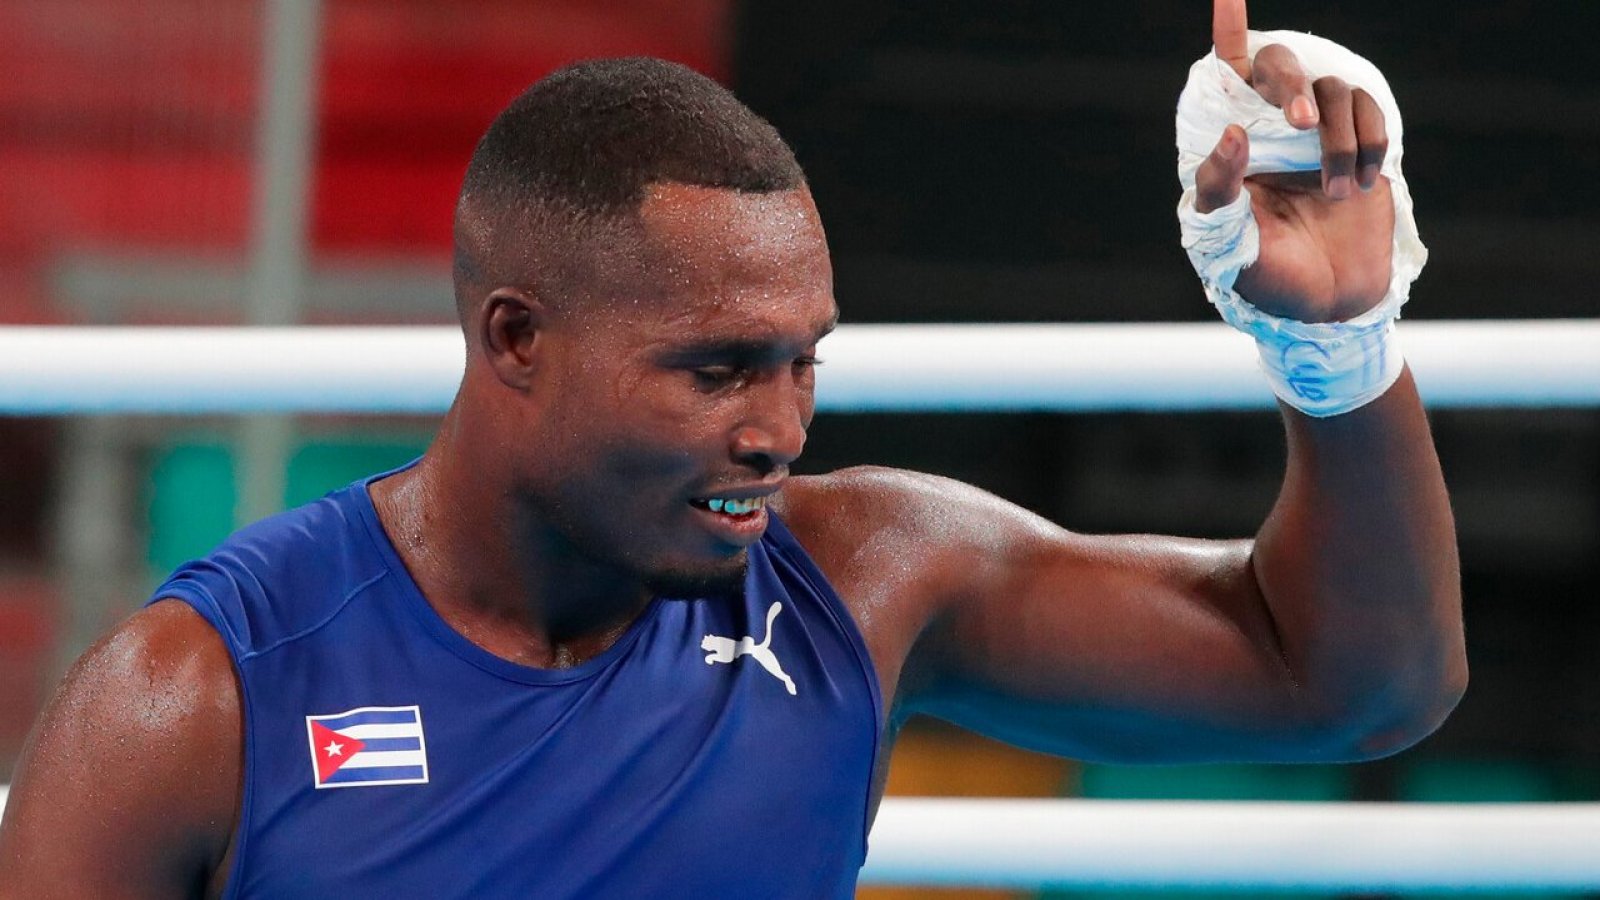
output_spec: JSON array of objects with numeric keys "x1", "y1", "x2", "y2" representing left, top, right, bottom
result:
[
  {"x1": 0, "y1": 601, "x2": 240, "y2": 899},
  {"x1": 790, "y1": 1, "x2": 1463, "y2": 765}
]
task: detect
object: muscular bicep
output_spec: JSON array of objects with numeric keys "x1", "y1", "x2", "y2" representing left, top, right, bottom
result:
[
  {"x1": 898, "y1": 485, "x2": 1323, "y2": 762},
  {"x1": 0, "y1": 600, "x2": 240, "y2": 899}
]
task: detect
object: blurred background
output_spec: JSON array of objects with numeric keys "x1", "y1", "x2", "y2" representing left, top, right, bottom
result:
[{"x1": 1, "y1": 1, "x2": 1597, "y2": 897}]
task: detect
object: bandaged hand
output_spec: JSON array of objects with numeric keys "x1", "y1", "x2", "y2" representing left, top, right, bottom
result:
[{"x1": 1176, "y1": 0, "x2": 1427, "y2": 417}]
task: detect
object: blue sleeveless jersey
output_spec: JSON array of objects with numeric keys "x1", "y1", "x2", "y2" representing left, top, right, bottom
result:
[{"x1": 148, "y1": 462, "x2": 883, "y2": 898}]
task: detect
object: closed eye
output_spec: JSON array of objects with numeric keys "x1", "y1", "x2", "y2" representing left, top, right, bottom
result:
[
  {"x1": 689, "y1": 356, "x2": 822, "y2": 392},
  {"x1": 692, "y1": 365, "x2": 748, "y2": 391}
]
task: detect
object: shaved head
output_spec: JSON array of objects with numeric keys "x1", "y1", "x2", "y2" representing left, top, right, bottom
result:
[{"x1": 453, "y1": 57, "x2": 807, "y2": 328}]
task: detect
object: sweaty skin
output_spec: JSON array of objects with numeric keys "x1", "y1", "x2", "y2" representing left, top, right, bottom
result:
[{"x1": 0, "y1": 4, "x2": 1464, "y2": 895}]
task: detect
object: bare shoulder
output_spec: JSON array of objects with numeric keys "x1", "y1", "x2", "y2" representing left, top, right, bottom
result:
[
  {"x1": 778, "y1": 465, "x2": 1236, "y2": 581},
  {"x1": 0, "y1": 599, "x2": 240, "y2": 898},
  {"x1": 773, "y1": 467, "x2": 1075, "y2": 701},
  {"x1": 777, "y1": 465, "x2": 1067, "y2": 569}
]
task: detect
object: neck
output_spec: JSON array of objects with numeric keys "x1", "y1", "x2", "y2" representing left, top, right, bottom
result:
[{"x1": 370, "y1": 402, "x2": 653, "y2": 669}]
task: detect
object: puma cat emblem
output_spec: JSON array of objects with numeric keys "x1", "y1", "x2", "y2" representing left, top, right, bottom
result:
[{"x1": 701, "y1": 602, "x2": 797, "y2": 696}]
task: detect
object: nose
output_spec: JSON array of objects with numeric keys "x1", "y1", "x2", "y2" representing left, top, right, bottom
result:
[{"x1": 731, "y1": 374, "x2": 810, "y2": 472}]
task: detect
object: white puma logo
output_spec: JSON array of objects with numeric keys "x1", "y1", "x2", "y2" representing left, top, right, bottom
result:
[{"x1": 701, "y1": 602, "x2": 797, "y2": 696}]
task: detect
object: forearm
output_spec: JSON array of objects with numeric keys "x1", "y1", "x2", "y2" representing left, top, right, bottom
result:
[{"x1": 1252, "y1": 367, "x2": 1465, "y2": 754}]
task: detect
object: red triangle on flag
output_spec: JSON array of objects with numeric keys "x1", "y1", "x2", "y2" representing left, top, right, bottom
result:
[{"x1": 310, "y1": 720, "x2": 368, "y2": 783}]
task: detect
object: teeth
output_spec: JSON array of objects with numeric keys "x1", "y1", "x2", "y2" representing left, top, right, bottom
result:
[{"x1": 703, "y1": 497, "x2": 766, "y2": 515}]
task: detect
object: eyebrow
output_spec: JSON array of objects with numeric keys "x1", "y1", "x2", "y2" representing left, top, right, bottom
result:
[{"x1": 666, "y1": 307, "x2": 839, "y2": 359}]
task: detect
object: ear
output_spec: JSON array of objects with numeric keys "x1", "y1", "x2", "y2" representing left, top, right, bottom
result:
[{"x1": 479, "y1": 287, "x2": 547, "y2": 391}]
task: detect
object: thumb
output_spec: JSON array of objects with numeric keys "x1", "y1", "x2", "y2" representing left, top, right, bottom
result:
[{"x1": 1194, "y1": 124, "x2": 1249, "y2": 213}]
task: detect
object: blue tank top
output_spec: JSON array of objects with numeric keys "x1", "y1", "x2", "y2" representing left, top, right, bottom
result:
[{"x1": 148, "y1": 461, "x2": 883, "y2": 899}]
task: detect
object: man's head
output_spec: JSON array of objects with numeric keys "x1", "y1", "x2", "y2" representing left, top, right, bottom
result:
[{"x1": 451, "y1": 58, "x2": 836, "y2": 599}]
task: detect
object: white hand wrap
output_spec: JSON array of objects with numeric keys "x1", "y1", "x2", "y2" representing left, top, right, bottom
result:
[{"x1": 1175, "y1": 30, "x2": 1428, "y2": 417}]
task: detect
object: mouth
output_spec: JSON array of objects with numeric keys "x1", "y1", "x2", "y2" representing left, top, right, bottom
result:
[
  {"x1": 688, "y1": 496, "x2": 767, "y2": 517},
  {"x1": 687, "y1": 492, "x2": 772, "y2": 547}
]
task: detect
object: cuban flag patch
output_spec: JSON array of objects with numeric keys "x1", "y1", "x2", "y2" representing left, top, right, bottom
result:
[{"x1": 305, "y1": 705, "x2": 429, "y2": 789}]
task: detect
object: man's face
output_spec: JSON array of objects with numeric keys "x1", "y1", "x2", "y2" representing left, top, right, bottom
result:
[{"x1": 519, "y1": 183, "x2": 836, "y2": 597}]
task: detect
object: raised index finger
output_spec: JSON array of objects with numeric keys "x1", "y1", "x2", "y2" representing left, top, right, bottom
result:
[{"x1": 1214, "y1": 0, "x2": 1252, "y2": 81}]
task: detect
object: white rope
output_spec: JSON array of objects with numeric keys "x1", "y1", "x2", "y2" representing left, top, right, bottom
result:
[
  {"x1": 0, "y1": 786, "x2": 1596, "y2": 888},
  {"x1": 2, "y1": 321, "x2": 1598, "y2": 413},
  {"x1": 859, "y1": 798, "x2": 1600, "y2": 890}
]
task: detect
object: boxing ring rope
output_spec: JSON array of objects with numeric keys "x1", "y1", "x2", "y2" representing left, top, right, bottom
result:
[
  {"x1": 860, "y1": 798, "x2": 1600, "y2": 890},
  {"x1": 3, "y1": 319, "x2": 1600, "y2": 413},
  {"x1": 6, "y1": 320, "x2": 1600, "y2": 889}
]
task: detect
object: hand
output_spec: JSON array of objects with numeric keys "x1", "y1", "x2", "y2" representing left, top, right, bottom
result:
[{"x1": 1195, "y1": 0, "x2": 1395, "y2": 323}]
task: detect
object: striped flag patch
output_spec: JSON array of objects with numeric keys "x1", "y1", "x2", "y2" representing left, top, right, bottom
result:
[{"x1": 305, "y1": 705, "x2": 430, "y2": 789}]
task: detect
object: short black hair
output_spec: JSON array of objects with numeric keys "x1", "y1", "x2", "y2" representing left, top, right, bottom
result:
[
  {"x1": 463, "y1": 57, "x2": 803, "y2": 214},
  {"x1": 453, "y1": 57, "x2": 806, "y2": 316}
]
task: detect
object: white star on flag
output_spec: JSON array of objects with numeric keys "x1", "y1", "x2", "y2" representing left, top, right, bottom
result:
[{"x1": 325, "y1": 740, "x2": 344, "y2": 757}]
